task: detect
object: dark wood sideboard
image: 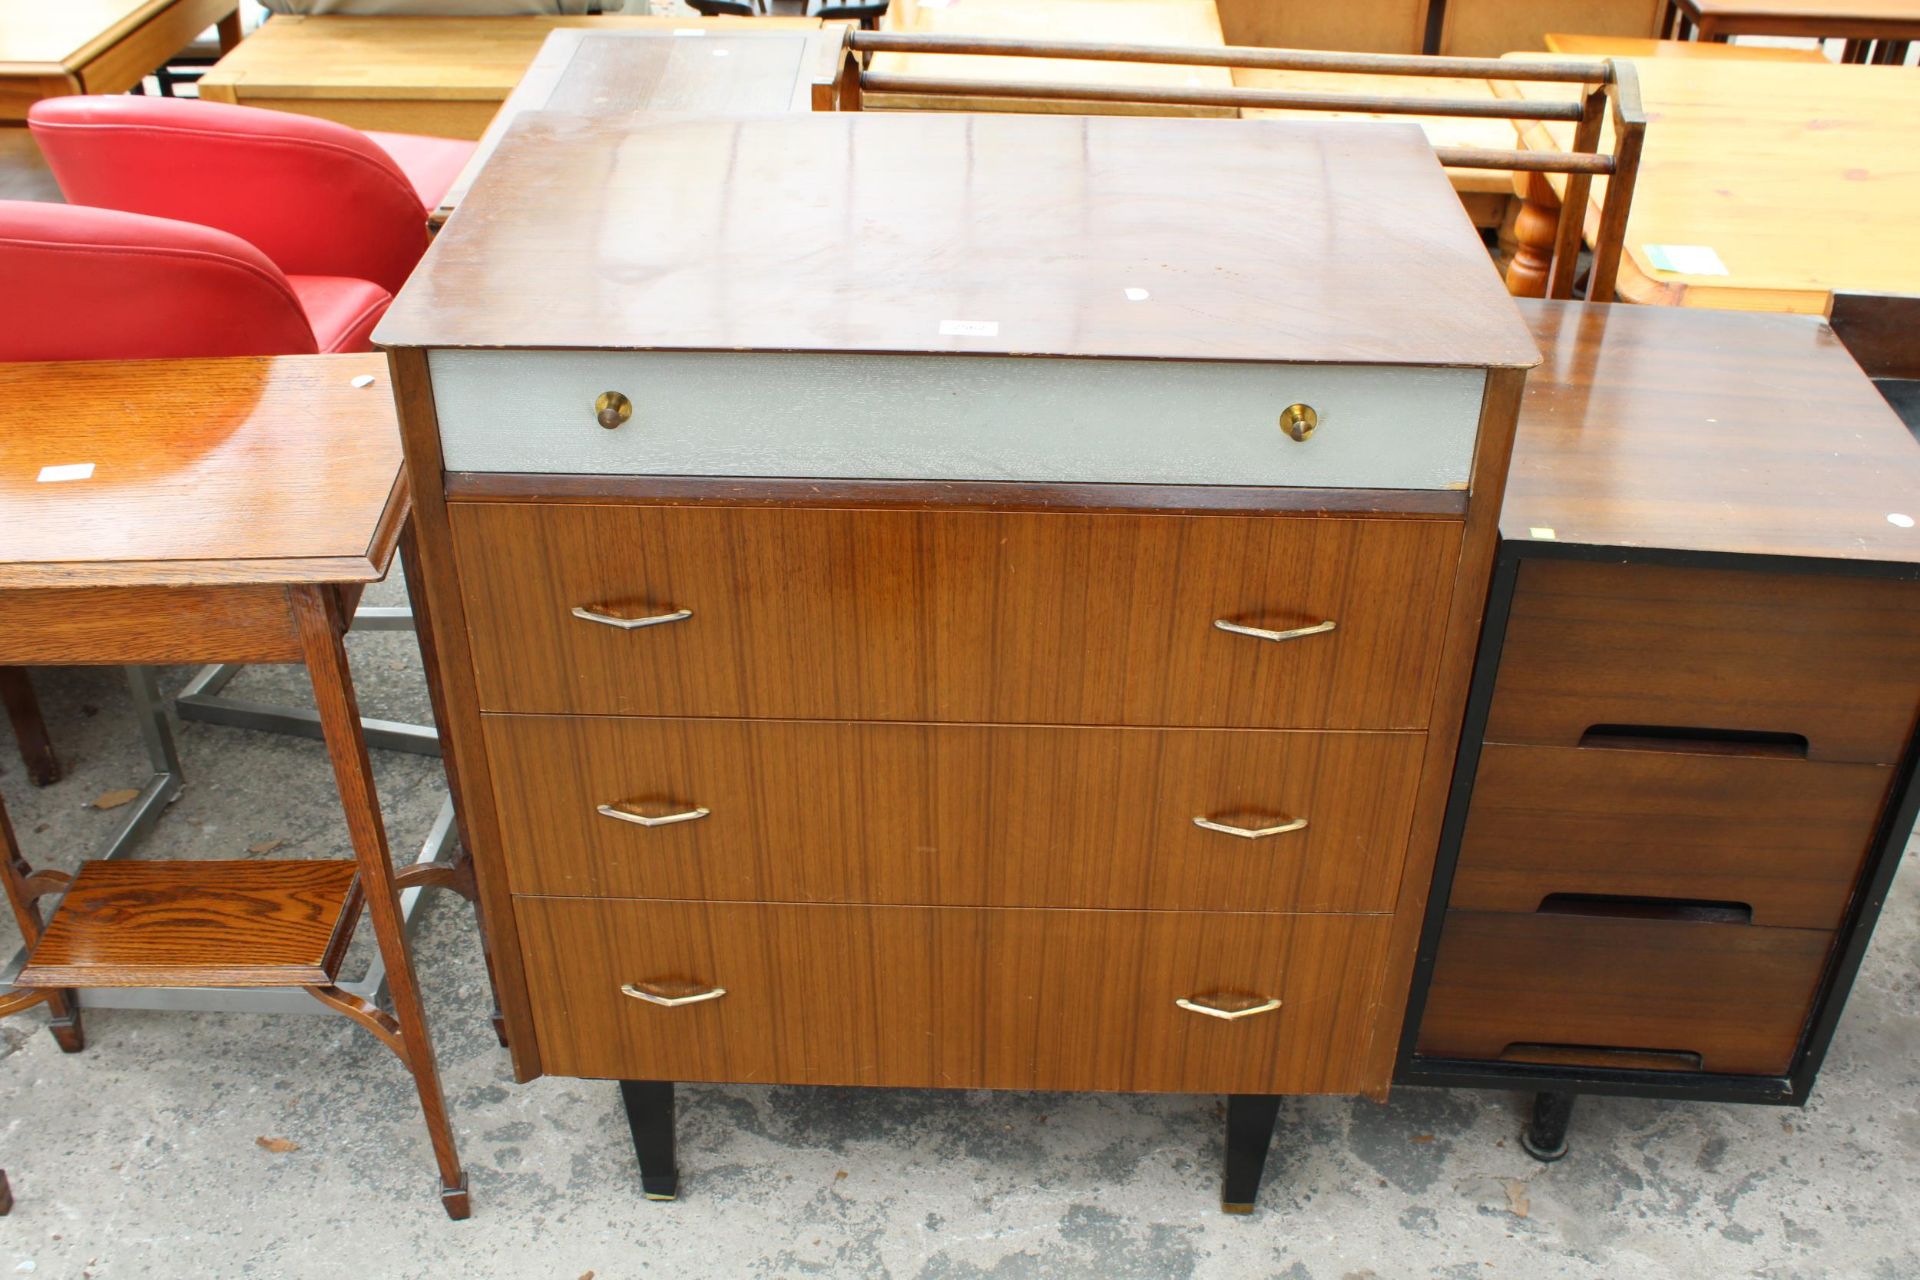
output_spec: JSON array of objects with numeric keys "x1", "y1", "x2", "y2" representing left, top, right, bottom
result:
[{"x1": 1400, "y1": 300, "x2": 1920, "y2": 1155}]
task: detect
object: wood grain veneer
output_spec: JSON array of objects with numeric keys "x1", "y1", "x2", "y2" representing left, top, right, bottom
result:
[
  {"x1": 1416, "y1": 910, "x2": 1834, "y2": 1076},
  {"x1": 16, "y1": 860, "x2": 361, "y2": 989},
  {"x1": 514, "y1": 897, "x2": 1392, "y2": 1094},
  {"x1": 450, "y1": 502, "x2": 1461, "y2": 728},
  {"x1": 1508, "y1": 301, "x2": 1920, "y2": 565},
  {"x1": 1452, "y1": 743, "x2": 1890, "y2": 931},
  {"x1": 0, "y1": 354, "x2": 403, "y2": 588},
  {"x1": 1484, "y1": 558, "x2": 1920, "y2": 765},
  {"x1": 483, "y1": 716, "x2": 1424, "y2": 912},
  {"x1": 374, "y1": 113, "x2": 1539, "y2": 370},
  {"x1": 0, "y1": 585, "x2": 302, "y2": 665}
]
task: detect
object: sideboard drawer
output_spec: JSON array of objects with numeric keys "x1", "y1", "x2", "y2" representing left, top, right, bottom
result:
[
  {"x1": 1484, "y1": 559, "x2": 1920, "y2": 764},
  {"x1": 1416, "y1": 911, "x2": 1834, "y2": 1076},
  {"x1": 513, "y1": 897, "x2": 1393, "y2": 1094},
  {"x1": 450, "y1": 501, "x2": 1460, "y2": 726},
  {"x1": 484, "y1": 714, "x2": 1424, "y2": 912},
  {"x1": 1451, "y1": 743, "x2": 1889, "y2": 931},
  {"x1": 429, "y1": 349, "x2": 1487, "y2": 491}
]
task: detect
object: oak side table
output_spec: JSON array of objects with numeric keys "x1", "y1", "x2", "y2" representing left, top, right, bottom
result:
[{"x1": 0, "y1": 353, "x2": 479, "y2": 1218}]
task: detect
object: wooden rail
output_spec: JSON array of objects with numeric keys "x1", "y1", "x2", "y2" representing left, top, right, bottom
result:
[{"x1": 838, "y1": 32, "x2": 1647, "y2": 304}]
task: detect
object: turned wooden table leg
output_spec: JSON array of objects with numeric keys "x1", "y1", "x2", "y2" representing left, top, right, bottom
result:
[
  {"x1": 400, "y1": 522, "x2": 508, "y2": 1050},
  {"x1": 620, "y1": 1080, "x2": 680, "y2": 1201},
  {"x1": 1221, "y1": 1094, "x2": 1281, "y2": 1214},
  {"x1": 1504, "y1": 171, "x2": 1563, "y2": 300},
  {"x1": 1, "y1": 668, "x2": 59, "y2": 788},
  {"x1": 293, "y1": 585, "x2": 470, "y2": 1220}
]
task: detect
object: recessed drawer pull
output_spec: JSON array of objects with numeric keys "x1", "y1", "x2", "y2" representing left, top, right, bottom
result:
[
  {"x1": 1176, "y1": 994, "x2": 1283, "y2": 1022},
  {"x1": 621, "y1": 982, "x2": 726, "y2": 1008},
  {"x1": 1213, "y1": 618, "x2": 1337, "y2": 644},
  {"x1": 1192, "y1": 815, "x2": 1309, "y2": 840},
  {"x1": 571, "y1": 604, "x2": 693, "y2": 631},
  {"x1": 597, "y1": 802, "x2": 711, "y2": 828}
]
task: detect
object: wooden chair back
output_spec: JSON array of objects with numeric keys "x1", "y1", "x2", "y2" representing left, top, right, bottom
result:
[{"x1": 830, "y1": 32, "x2": 1647, "y2": 303}]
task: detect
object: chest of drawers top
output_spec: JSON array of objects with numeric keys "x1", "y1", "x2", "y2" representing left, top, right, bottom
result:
[{"x1": 378, "y1": 111, "x2": 1537, "y2": 368}]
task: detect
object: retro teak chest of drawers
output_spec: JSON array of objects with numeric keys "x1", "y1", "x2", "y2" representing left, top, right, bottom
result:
[{"x1": 375, "y1": 110, "x2": 1540, "y2": 1211}]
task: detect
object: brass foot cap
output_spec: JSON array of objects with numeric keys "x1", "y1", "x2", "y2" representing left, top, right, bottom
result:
[{"x1": 1221, "y1": 1202, "x2": 1254, "y2": 1215}]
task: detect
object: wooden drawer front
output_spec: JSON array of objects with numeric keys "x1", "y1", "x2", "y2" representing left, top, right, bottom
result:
[
  {"x1": 514, "y1": 897, "x2": 1392, "y2": 1094},
  {"x1": 1416, "y1": 911, "x2": 1833, "y2": 1076},
  {"x1": 450, "y1": 502, "x2": 1459, "y2": 726},
  {"x1": 429, "y1": 350, "x2": 1487, "y2": 490},
  {"x1": 484, "y1": 715, "x2": 1424, "y2": 912},
  {"x1": 1453, "y1": 744, "x2": 1889, "y2": 931},
  {"x1": 1486, "y1": 559, "x2": 1920, "y2": 764}
]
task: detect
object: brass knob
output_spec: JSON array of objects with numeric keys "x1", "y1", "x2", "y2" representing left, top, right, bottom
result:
[
  {"x1": 595, "y1": 391, "x2": 633, "y2": 430},
  {"x1": 1279, "y1": 403, "x2": 1318, "y2": 443}
]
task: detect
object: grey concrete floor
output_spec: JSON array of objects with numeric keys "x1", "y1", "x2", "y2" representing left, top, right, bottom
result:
[{"x1": 2, "y1": 571, "x2": 1918, "y2": 1280}]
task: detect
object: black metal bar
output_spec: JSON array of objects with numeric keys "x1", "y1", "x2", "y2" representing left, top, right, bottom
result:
[
  {"x1": 1520, "y1": 1091, "x2": 1576, "y2": 1162},
  {"x1": 620, "y1": 1080, "x2": 680, "y2": 1201},
  {"x1": 1221, "y1": 1094, "x2": 1281, "y2": 1214}
]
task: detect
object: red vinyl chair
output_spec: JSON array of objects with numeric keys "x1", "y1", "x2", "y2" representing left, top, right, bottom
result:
[
  {"x1": 0, "y1": 199, "x2": 388, "y2": 359},
  {"x1": 27, "y1": 95, "x2": 472, "y2": 296}
]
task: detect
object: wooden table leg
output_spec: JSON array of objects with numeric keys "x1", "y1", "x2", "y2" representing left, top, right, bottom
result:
[
  {"x1": 1, "y1": 668, "x2": 59, "y2": 788},
  {"x1": 216, "y1": 8, "x2": 243, "y2": 53},
  {"x1": 1504, "y1": 171, "x2": 1561, "y2": 300},
  {"x1": 292, "y1": 585, "x2": 470, "y2": 1220},
  {"x1": 399, "y1": 522, "x2": 508, "y2": 1049},
  {"x1": 0, "y1": 798, "x2": 83, "y2": 1053}
]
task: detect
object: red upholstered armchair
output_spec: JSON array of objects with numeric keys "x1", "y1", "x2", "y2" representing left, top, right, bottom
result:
[
  {"x1": 0, "y1": 199, "x2": 388, "y2": 359},
  {"x1": 27, "y1": 95, "x2": 471, "y2": 295}
]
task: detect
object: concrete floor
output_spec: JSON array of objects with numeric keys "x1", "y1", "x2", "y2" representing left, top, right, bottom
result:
[{"x1": 2, "y1": 572, "x2": 1918, "y2": 1279}]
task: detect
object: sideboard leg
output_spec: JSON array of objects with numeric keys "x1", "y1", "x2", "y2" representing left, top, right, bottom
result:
[
  {"x1": 620, "y1": 1079, "x2": 679, "y2": 1201},
  {"x1": 1520, "y1": 1090, "x2": 1577, "y2": 1162},
  {"x1": 1221, "y1": 1094, "x2": 1282, "y2": 1214}
]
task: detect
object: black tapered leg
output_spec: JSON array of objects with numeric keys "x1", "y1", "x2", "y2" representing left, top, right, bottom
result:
[
  {"x1": 620, "y1": 1080, "x2": 679, "y2": 1201},
  {"x1": 1221, "y1": 1094, "x2": 1282, "y2": 1214},
  {"x1": 1520, "y1": 1090, "x2": 1576, "y2": 1163}
]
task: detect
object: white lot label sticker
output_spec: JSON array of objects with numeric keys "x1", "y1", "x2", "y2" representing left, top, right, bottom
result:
[
  {"x1": 672, "y1": 27, "x2": 707, "y2": 35},
  {"x1": 939, "y1": 319, "x2": 999, "y2": 337},
  {"x1": 37, "y1": 463, "x2": 94, "y2": 483},
  {"x1": 1644, "y1": 244, "x2": 1729, "y2": 276},
  {"x1": 1890, "y1": 513, "x2": 1915, "y2": 528},
  {"x1": 1124, "y1": 287, "x2": 1150, "y2": 301},
  {"x1": 1529, "y1": 526, "x2": 1557, "y2": 541}
]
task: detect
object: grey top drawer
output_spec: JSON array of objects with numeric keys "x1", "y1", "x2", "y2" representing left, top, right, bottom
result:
[{"x1": 429, "y1": 350, "x2": 1486, "y2": 490}]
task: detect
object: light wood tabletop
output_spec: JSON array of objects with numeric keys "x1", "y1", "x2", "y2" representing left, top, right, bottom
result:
[
  {"x1": 1503, "y1": 58, "x2": 1920, "y2": 312},
  {"x1": 0, "y1": 0, "x2": 238, "y2": 120},
  {"x1": 0, "y1": 354, "x2": 401, "y2": 588},
  {"x1": 865, "y1": 0, "x2": 1238, "y2": 117},
  {"x1": 196, "y1": 13, "x2": 821, "y2": 139},
  {"x1": 1543, "y1": 29, "x2": 1833, "y2": 54}
]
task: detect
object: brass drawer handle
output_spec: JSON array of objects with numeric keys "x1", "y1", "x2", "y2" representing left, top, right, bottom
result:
[
  {"x1": 571, "y1": 604, "x2": 693, "y2": 631},
  {"x1": 1192, "y1": 815, "x2": 1308, "y2": 840},
  {"x1": 621, "y1": 983, "x2": 726, "y2": 1009},
  {"x1": 1213, "y1": 618, "x2": 1337, "y2": 643},
  {"x1": 597, "y1": 802, "x2": 710, "y2": 829},
  {"x1": 1176, "y1": 995, "x2": 1282, "y2": 1022}
]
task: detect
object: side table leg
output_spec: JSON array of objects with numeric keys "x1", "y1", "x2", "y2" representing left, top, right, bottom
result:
[
  {"x1": 621, "y1": 1080, "x2": 680, "y2": 1201},
  {"x1": 1521, "y1": 1090, "x2": 1577, "y2": 1162},
  {"x1": 294, "y1": 585, "x2": 470, "y2": 1220},
  {"x1": 0, "y1": 668, "x2": 59, "y2": 787},
  {"x1": 1221, "y1": 1094, "x2": 1281, "y2": 1214}
]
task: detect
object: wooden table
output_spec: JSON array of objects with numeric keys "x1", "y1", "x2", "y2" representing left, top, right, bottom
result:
[
  {"x1": 1661, "y1": 0, "x2": 1920, "y2": 61},
  {"x1": 1503, "y1": 58, "x2": 1920, "y2": 311},
  {"x1": 197, "y1": 13, "x2": 823, "y2": 139},
  {"x1": 432, "y1": 24, "x2": 848, "y2": 229},
  {"x1": 0, "y1": 353, "x2": 479, "y2": 1218},
  {"x1": 1543, "y1": 30, "x2": 1834, "y2": 54},
  {"x1": 865, "y1": 0, "x2": 1237, "y2": 116},
  {"x1": 1215, "y1": 0, "x2": 1665, "y2": 56},
  {"x1": 0, "y1": 0, "x2": 239, "y2": 120}
]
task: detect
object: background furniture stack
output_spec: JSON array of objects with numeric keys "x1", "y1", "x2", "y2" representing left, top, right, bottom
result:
[{"x1": 1401, "y1": 300, "x2": 1920, "y2": 1153}]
